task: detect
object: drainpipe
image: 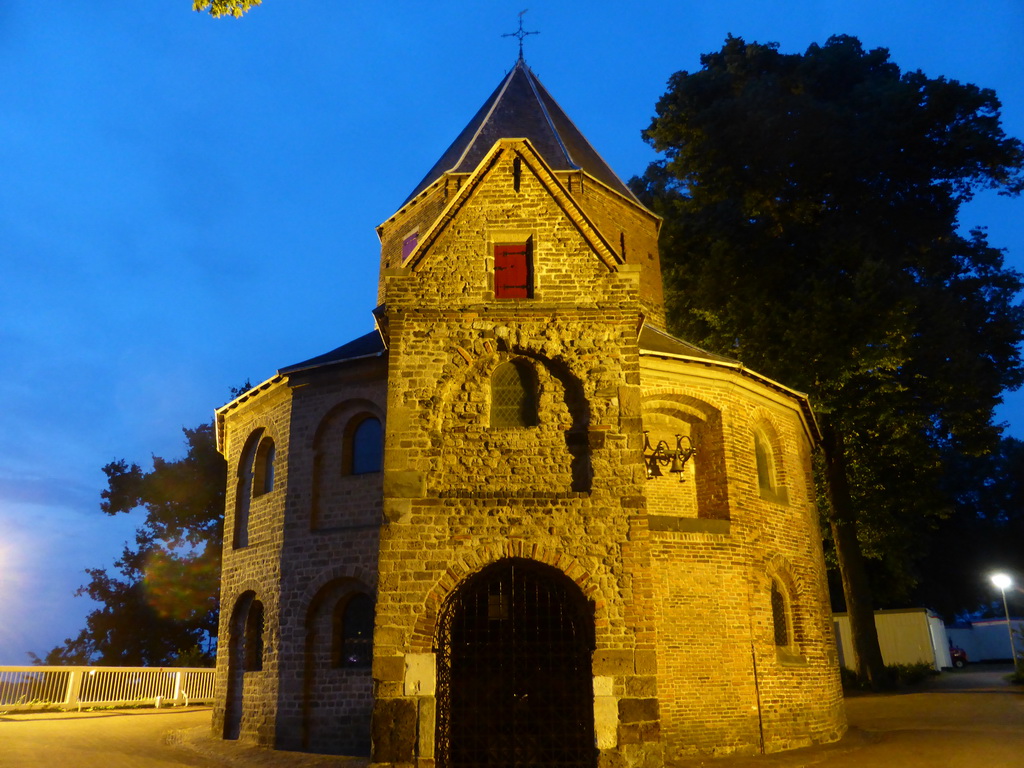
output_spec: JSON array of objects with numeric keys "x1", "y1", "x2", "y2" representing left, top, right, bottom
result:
[{"x1": 750, "y1": 642, "x2": 765, "y2": 754}]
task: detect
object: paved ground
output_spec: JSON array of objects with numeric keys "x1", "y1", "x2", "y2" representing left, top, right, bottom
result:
[
  {"x1": 1, "y1": 665, "x2": 1020, "y2": 767},
  {"x1": 0, "y1": 707, "x2": 365, "y2": 768},
  {"x1": 671, "y1": 663, "x2": 1024, "y2": 767},
  {"x1": 0, "y1": 707, "x2": 218, "y2": 768}
]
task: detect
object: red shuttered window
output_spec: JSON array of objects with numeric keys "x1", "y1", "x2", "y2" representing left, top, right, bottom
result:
[{"x1": 494, "y1": 242, "x2": 531, "y2": 299}]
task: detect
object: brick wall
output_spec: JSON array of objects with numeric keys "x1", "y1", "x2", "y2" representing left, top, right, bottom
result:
[{"x1": 641, "y1": 358, "x2": 845, "y2": 759}]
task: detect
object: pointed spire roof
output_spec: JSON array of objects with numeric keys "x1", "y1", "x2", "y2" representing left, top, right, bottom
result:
[{"x1": 403, "y1": 60, "x2": 638, "y2": 204}]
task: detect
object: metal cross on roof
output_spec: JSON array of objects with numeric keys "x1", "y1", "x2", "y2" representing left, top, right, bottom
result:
[{"x1": 502, "y1": 9, "x2": 539, "y2": 61}]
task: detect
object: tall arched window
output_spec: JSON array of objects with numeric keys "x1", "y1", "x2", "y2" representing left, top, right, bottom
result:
[
  {"x1": 233, "y1": 430, "x2": 265, "y2": 549},
  {"x1": 770, "y1": 580, "x2": 790, "y2": 648},
  {"x1": 754, "y1": 430, "x2": 775, "y2": 494},
  {"x1": 349, "y1": 416, "x2": 383, "y2": 475},
  {"x1": 252, "y1": 437, "x2": 275, "y2": 497},
  {"x1": 244, "y1": 599, "x2": 265, "y2": 671},
  {"x1": 753, "y1": 424, "x2": 789, "y2": 504},
  {"x1": 490, "y1": 360, "x2": 538, "y2": 428},
  {"x1": 332, "y1": 593, "x2": 374, "y2": 667}
]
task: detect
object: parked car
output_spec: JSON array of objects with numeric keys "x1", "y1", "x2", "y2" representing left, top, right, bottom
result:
[{"x1": 950, "y1": 646, "x2": 968, "y2": 668}]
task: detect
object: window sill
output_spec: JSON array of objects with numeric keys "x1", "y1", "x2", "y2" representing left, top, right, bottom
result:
[
  {"x1": 776, "y1": 649, "x2": 807, "y2": 666},
  {"x1": 759, "y1": 487, "x2": 790, "y2": 506},
  {"x1": 647, "y1": 516, "x2": 730, "y2": 534}
]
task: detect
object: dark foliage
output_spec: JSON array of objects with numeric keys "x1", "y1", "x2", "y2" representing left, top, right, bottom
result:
[
  {"x1": 633, "y1": 34, "x2": 1024, "y2": 684},
  {"x1": 36, "y1": 423, "x2": 226, "y2": 666}
]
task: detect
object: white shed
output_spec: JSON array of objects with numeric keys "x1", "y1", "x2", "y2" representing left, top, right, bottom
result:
[{"x1": 833, "y1": 608, "x2": 953, "y2": 671}]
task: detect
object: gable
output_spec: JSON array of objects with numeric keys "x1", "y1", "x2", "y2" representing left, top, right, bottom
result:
[{"x1": 386, "y1": 139, "x2": 634, "y2": 308}]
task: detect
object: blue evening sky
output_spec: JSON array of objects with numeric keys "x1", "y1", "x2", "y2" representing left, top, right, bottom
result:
[{"x1": 1, "y1": 1, "x2": 1021, "y2": 663}]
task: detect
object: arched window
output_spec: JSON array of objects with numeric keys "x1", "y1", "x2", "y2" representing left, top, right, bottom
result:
[
  {"x1": 753, "y1": 425, "x2": 789, "y2": 504},
  {"x1": 332, "y1": 593, "x2": 374, "y2": 667},
  {"x1": 754, "y1": 430, "x2": 775, "y2": 494},
  {"x1": 490, "y1": 360, "x2": 538, "y2": 428},
  {"x1": 252, "y1": 437, "x2": 275, "y2": 497},
  {"x1": 771, "y1": 580, "x2": 790, "y2": 648},
  {"x1": 233, "y1": 430, "x2": 265, "y2": 549},
  {"x1": 349, "y1": 416, "x2": 383, "y2": 475},
  {"x1": 244, "y1": 599, "x2": 265, "y2": 671}
]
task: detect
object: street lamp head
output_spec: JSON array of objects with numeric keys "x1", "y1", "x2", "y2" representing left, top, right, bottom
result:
[{"x1": 991, "y1": 573, "x2": 1013, "y2": 591}]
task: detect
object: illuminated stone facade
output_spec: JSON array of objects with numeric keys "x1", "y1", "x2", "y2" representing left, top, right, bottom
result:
[{"x1": 212, "y1": 59, "x2": 846, "y2": 766}]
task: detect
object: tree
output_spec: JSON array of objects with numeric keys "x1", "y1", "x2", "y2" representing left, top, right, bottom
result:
[
  {"x1": 193, "y1": 0, "x2": 261, "y2": 18},
  {"x1": 632, "y1": 35, "x2": 1024, "y2": 688},
  {"x1": 38, "y1": 423, "x2": 226, "y2": 666}
]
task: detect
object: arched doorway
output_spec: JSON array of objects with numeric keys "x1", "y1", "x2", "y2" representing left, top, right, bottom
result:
[
  {"x1": 223, "y1": 591, "x2": 263, "y2": 740},
  {"x1": 435, "y1": 558, "x2": 596, "y2": 768}
]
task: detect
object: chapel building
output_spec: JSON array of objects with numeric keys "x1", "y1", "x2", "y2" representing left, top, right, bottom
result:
[{"x1": 211, "y1": 58, "x2": 846, "y2": 767}]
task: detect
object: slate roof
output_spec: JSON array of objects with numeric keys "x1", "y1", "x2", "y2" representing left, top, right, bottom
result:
[
  {"x1": 279, "y1": 330, "x2": 386, "y2": 374},
  {"x1": 403, "y1": 59, "x2": 638, "y2": 204},
  {"x1": 280, "y1": 325, "x2": 733, "y2": 376},
  {"x1": 638, "y1": 325, "x2": 738, "y2": 364},
  {"x1": 638, "y1": 325, "x2": 819, "y2": 440}
]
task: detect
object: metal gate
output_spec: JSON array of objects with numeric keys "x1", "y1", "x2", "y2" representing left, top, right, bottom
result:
[{"x1": 435, "y1": 558, "x2": 596, "y2": 768}]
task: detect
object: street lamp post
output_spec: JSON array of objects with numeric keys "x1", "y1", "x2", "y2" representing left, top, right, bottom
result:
[{"x1": 991, "y1": 573, "x2": 1015, "y2": 663}]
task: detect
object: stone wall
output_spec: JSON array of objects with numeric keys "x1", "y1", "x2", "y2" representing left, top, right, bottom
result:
[
  {"x1": 377, "y1": 144, "x2": 664, "y2": 328},
  {"x1": 373, "y1": 140, "x2": 665, "y2": 768},
  {"x1": 214, "y1": 358, "x2": 389, "y2": 754},
  {"x1": 273, "y1": 360, "x2": 387, "y2": 754},
  {"x1": 558, "y1": 169, "x2": 665, "y2": 328},
  {"x1": 214, "y1": 380, "x2": 292, "y2": 744}
]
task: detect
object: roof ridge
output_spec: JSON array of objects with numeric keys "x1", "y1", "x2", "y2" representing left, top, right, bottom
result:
[
  {"x1": 529, "y1": 73, "x2": 641, "y2": 204},
  {"x1": 521, "y1": 62, "x2": 577, "y2": 170},
  {"x1": 399, "y1": 61, "x2": 639, "y2": 206},
  {"x1": 448, "y1": 63, "x2": 519, "y2": 177}
]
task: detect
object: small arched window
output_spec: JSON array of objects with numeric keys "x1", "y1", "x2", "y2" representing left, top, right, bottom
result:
[
  {"x1": 252, "y1": 437, "x2": 275, "y2": 497},
  {"x1": 332, "y1": 593, "x2": 374, "y2": 668},
  {"x1": 244, "y1": 599, "x2": 265, "y2": 671},
  {"x1": 754, "y1": 430, "x2": 775, "y2": 493},
  {"x1": 771, "y1": 580, "x2": 790, "y2": 648},
  {"x1": 349, "y1": 416, "x2": 383, "y2": 475},
  {"x1": 490, "y1": 360, "x2": 538, "y2": 428}
]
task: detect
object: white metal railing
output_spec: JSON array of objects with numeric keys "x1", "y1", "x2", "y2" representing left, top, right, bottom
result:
[{"x1": 0, "y1": 666, "x2": 215, "y2": 712}]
